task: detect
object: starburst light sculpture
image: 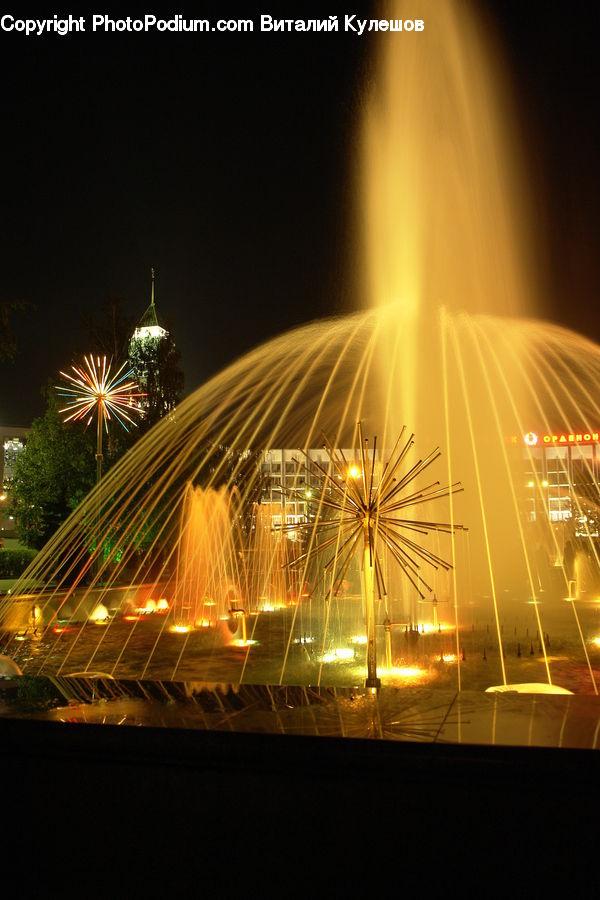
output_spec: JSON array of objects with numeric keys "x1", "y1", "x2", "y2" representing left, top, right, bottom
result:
[
  {"x1": 57, "y1": 354, "x2": 145, "y2": 482},
  {"x1": 278, "y1": 423, "x2": 466, "y2": 686}
]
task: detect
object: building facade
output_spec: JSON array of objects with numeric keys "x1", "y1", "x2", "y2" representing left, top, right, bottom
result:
[
  {"x1": 0, "y1": 424, "x2": 28, "y2": 533},
  {"x1": 519, "y1": 429, "x2": 600, "y2": 532},
  {"x1": 259, "y1": 446, "x2": 381, "y2": 528}
]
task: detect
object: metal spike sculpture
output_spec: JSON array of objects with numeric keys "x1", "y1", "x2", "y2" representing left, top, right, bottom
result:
[{"x1": 278, "y1": 423, "x2": 466, "y2": 688}]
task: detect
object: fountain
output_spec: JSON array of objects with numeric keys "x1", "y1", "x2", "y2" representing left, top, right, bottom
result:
[
  {"x1": 171, "y1": 483, "x2": 243, "y2": 631},
  {"x1": 1, "y1": 0, "x2": 600, "y2": 731}
]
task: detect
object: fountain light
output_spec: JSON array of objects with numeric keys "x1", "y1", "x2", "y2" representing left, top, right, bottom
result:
[
  {"x1": 378, "y1": 666, "x2": 428, "y2": 681},
  {"x1": 156, "y1": 599, "x2": 169, "y2": 612},
  {"x1": 591, "y1": 638, "x2": 600, "y2": 648},
  {"x1": 351, "y1": 635, "x2": 368, "y2": 644},
  {"x1": 170, "y1": 624, "x2": 191, "y2": 634},
  {"x1": 230, "y1": 639, "x2": 258, "y2": 648},
  {"x1": 419, "y1": 622, "x2": 451, "y2": 634},
  {"x1": 322, "y1": 648, "x2": 355, "y2": 663},
  {"x1": 89, "y1": 603, "x2": 109, "y2": 623}
]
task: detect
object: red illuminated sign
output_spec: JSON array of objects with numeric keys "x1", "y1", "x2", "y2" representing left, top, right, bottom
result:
[{"x1": 522, "y1": 431, "x2": 599, "y2": 446}]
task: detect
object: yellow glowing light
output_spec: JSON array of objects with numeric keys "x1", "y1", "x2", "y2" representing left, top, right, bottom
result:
[
  {"x1": 261, "y1": 604, "x2": 276, "y2": 612},
  {"x1": 351, "y1": 635, "x2": 368, "y2": 644},
  {"x1": 196, "y1": 619, "x2": 211, "y2": 628},
  {"x1": 156, "y1": 598, "x2": 169, "y2": 611},
  {"x1": 88, "y1": 603, "x2": 109, "y2": 622},
  {"x1": 170, "y1": 624, "x2": 191, "y2": 634},
  {"x1": 592, "y1": 637, "x2": 600, "y2": 648},
  {"x1": 349, "y1": 466, "x2": 361, "y2": 479},
  {"x1": 379, "y1": 666, "x2": 428, "y2": 680},
  {"x1": 0, "y1": 493, "x2": 6, "y2": 501},
  {"x1": 486, "y1": 683, "x2": 573, "y2": 695},
  {"x1": 322, "y1": 647, "x2": 355, "y2": 663},
  {"x1": 440, "y1": 653, "x2": 457, "y2": 663},
  {"x1": 527, "y1": 481, "x2": 534, "y2": 488},
  {"x1": 542, "y1": 480, "x2": 548, "y2": 487},
  {"x1": 230, "y1": 639, "x2": 258, "y2": 648},
  {"x1": 419, "y1": 622, "x2": 451, "y2": 634},
  {"x1": 145, "y1": 599, "x2": 156, "y2": 612}
]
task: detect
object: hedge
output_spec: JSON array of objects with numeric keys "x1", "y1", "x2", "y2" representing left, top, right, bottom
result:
[{"x1": 0, "y1": 548, "x2": 37, "y2": 578}]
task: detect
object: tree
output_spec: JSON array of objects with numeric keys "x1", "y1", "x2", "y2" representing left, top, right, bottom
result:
[
  {"x1": 9, "y1": 388, "x2": 96, "y2": 549},
  {"x1": 128, "y1": 330, "x2": 184, "y2": 433}
]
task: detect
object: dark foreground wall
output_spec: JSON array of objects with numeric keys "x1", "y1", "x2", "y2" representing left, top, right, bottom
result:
[{"x1": 1, "y1": 717, "x2": 597, "y2": 890}]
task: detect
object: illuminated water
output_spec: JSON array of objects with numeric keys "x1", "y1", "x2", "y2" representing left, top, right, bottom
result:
[{"x1": 2, "y1": 0, "x2": 600, "y2": 705}]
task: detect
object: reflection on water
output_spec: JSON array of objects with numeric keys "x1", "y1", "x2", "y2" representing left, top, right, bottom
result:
[
  {"x1": 3, "y1": 602, "x2": 600, "y2": 694},
  {"x1": 2, "y1": 679, "x2": 600, "y2": 751}
]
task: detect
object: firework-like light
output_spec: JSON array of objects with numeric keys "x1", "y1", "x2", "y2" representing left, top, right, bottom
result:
[
  {"x1": 57, "y1": 354, "x2": 146, "y2": 487},
  {"x1": 277, "y1": 423, "x2": 466, "y2": 686},
  {"x1": 57, "y1": 355, "x2": 145, "y2": 432}
]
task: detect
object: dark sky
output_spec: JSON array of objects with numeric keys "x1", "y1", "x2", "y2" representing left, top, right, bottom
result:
[{"x1": 1, "y1": 2, "x2": 599, "y2": 425}]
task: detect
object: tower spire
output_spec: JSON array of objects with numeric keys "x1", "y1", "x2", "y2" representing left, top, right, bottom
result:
[{"x1": 131, "y1": 269, "x2": 167, "y2": 342}]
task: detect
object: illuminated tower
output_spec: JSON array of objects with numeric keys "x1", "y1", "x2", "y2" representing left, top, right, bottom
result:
[
  {"x1": 128, "y1": 268, "x2": 183, "y2": 424},
  {"x1": 131, "y1": 267, "x2": 168, "y2": 346}
]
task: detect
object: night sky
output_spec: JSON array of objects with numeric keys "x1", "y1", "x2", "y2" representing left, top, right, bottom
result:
[{"x1": 1, "y1": 2, "x2": 599, "y2": 425}]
